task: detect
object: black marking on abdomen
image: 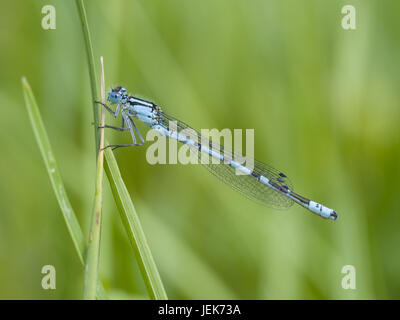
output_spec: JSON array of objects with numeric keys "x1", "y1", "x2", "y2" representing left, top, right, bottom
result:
[
  {"x1": 251, "y1": 171, "x2": 260, "y2": 178},
  {"x1": 270, "y1": 181, "x2": 290, "y2": 194},
  {"x1": 290, "y1": 192, "x2": 310, "y2": 205}
]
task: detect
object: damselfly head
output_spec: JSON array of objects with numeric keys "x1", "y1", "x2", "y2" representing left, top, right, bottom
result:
[{"x1": 107, "y1": 86, "x2": 127, "y2": 104}]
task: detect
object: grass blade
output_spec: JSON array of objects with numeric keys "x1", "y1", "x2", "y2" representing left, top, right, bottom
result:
[
  {"x1": 75, "y1": 0, "x2": 167, "y2": 300},
  {"x1": 104, "y1": 147, "x2": 168, "y2": 300},
  {"x1": 75, "y1": 0, "x2": 100, "y2": 153},
  {"x1": 22, "y1": 77, "x2": 108, "y2": 299},
  {"x1": 83, "y1": 57, "x2": 106, "y2": 299}
]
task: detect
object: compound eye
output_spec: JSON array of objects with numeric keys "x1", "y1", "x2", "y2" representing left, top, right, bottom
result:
[{"x1": 111, "y1": 92, "x2": 120, "y2": 101}]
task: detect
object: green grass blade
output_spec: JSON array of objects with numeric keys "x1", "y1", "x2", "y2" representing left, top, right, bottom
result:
[
  {"x1": 22, "y1": 77, "x2": 108, "y2": 300},
  {"x1": 104, "y1": 147, "x2": 168, "y2": 300},
  {"x1": 83, "y1": 57, "x2": 106, "y2": 300},
  {"x1": 75, "y1": 0, "x2": 167, "y2": 300},
  {"x1": 75, "y1": 0, "x2": 100, "y2": 153}
]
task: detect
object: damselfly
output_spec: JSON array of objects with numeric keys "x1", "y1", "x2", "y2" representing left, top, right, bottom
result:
[{"x1": 96, "y1": 86, "x2": 338, "y2": 221}]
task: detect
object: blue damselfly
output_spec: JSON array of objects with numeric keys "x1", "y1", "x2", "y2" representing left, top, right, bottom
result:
[{"x1": 96, "y1": 86, "x2": 338, "y2": 221}]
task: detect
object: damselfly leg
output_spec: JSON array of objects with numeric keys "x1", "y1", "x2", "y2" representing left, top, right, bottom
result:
[
  {"x1": 95, "y1": 101, "x2": 121, "y2": 118},
  {"x1": 95, "y1": 101, "x2": 145, "y2": 150},
  {"x1": 99, "y1": 116, "x2": 129, "y2": 131}
]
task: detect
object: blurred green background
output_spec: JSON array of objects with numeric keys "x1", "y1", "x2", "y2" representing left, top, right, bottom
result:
[{"x1": 0, "y1": 0, "x2": 399, "y2": 299}]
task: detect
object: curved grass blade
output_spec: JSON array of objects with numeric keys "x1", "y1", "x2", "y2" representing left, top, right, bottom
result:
[
  {"x1": 22, "y1": 77, "x2": 108, "y2": 299},
  {"x1": 75, "y1": 0, "x2": 167, "y2": 300},
  {"x1": 104, "y1": 147, "x2": 168, "y2": 300}
]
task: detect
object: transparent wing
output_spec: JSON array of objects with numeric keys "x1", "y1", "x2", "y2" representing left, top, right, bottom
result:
[{"x1": 159, "y1": 112, "x2": 294, "y2": 209}]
